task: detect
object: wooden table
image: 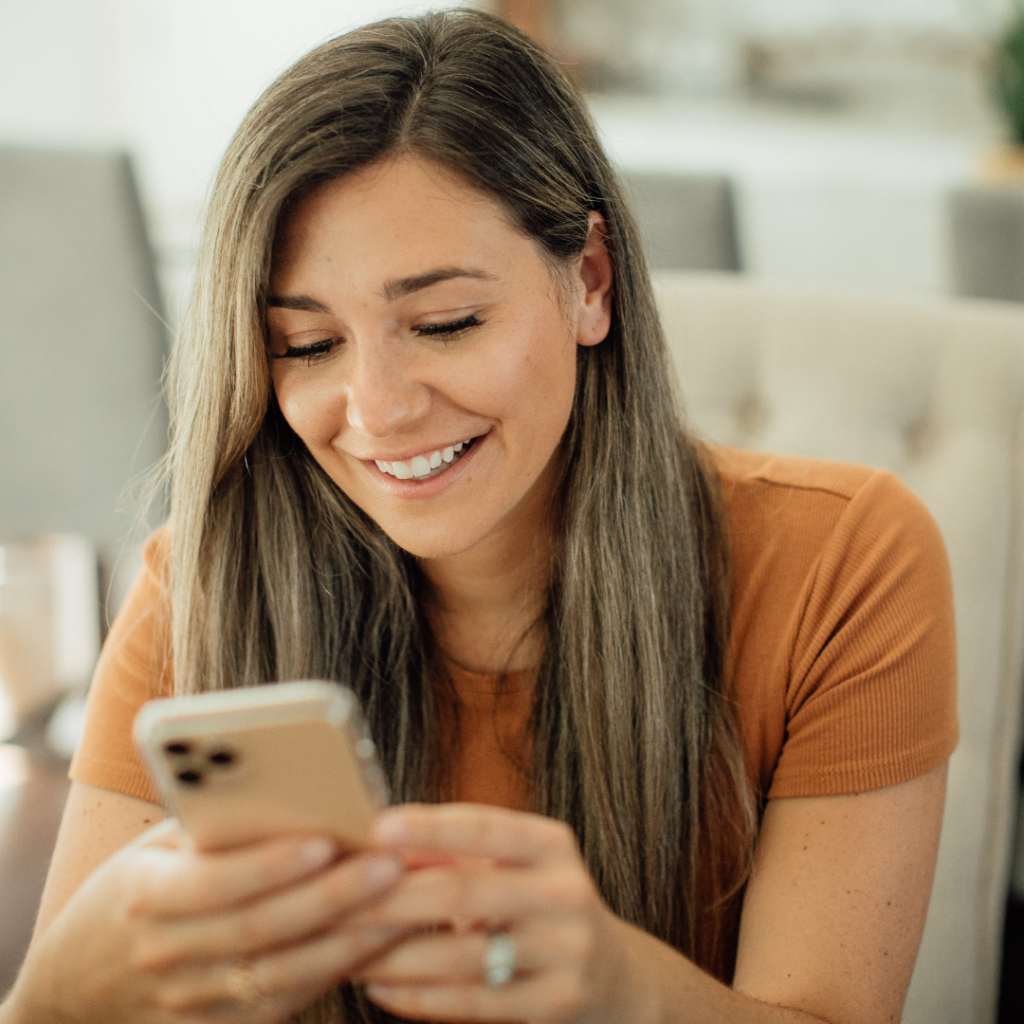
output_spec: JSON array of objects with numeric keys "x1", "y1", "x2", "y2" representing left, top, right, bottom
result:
[{"x1": 0, "y1": 739, "x2": 70, "y2": 993}]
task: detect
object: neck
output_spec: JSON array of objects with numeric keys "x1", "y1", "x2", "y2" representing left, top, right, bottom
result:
[{"x1": 418, "y1": 463, "x2": 557, "y2": 675}]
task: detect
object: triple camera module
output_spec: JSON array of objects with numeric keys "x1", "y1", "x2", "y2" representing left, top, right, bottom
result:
[{"x1": 163, "y1": 739, "x2": 240, "y2": 787}]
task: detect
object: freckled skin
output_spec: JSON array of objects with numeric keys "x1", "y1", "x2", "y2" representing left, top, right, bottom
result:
[{"x1": 268, "y1": 157, "x2": 597, "y2": 562}]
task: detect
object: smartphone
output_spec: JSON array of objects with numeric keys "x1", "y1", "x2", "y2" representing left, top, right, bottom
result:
[{"x1": 133, "y1": 680, "x2": 388, "y2": 852}]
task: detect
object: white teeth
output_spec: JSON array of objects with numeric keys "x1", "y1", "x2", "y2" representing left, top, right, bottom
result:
[{"x1": 375, "y1": 437, "x2": 476, "y2": 480}]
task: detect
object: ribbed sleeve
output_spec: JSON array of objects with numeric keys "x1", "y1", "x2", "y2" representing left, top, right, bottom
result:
[
  {"x1": 68, "y1": 529, "x2": 172, "y2": 805},
  {"x1": 716, "y1": 447, "x2": 958, "y2": 800},
  {"x1": 70, "y1": 450, "x2": 959, "y2": 811}
]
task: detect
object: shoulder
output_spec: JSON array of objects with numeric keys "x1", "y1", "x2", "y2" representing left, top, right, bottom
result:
[
  {"x1": 710, "y1": 443, "x2": 942, "y2": 574},
  {"x1": 69, "y1": 524, "x2": 174, "y2": 804},
  {"x1": 139, "y1": 523, "x2": 172, "y2": 582},
  {"x1": 710, "y1": 442, "x2": 946, "y2": 602},
  {"x1": 712, "y1": 443, "x2": 878, "y2": 498},
  {"x1": 711, "y1": 445, "x2": 957, "y2": 798},
  {"x1": 93, "y1": 523, "x2": 173, "y2": 690},
  {"x1": 712, "y1": 443, "x2": 925, "y2": 514}
]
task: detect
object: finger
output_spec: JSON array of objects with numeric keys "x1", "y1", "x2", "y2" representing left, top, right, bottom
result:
[
  {"x1": 358, "y1": 918, "x2": 593, "y2": 986},
  {"x1": 373, "y1": 804, "x2": 579, "y2": 866},
  {"x1": 161, "y1": 926, "x2": 406, "y2": 1017},
  {"x1": 150, "y1": 961, "x2": 320, "y2": 1024},
  {"x1": 367, "y1": 972, "x2": 587, "y2": 1022},
  {"x1": 131, "y1": 834, "x2": 340, "y2": 917},
  {"x1": 256, "y1": 921, "x2": 408, "y2": 995},
  {"x1": 149, "y1": 964, "x2": 294, "y2": 1022},
  {"x1": 348, "y1": 862, "x2": 596, "y2": 931},
  {"x1": 357, "y1": 931, "x2": 505, "y2": 984},
  {"x1": 142, "y1": 853, "x2": 405, "y2": 965}
]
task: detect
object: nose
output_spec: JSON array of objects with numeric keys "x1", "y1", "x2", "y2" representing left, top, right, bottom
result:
[{"x1": 344, "y1": 337, "x2": 429, "y2": 438}]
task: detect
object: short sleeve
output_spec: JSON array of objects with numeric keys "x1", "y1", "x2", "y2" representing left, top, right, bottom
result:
[
  {"x1": 69, "y1": 528, "x2": 173, "y2": 803},
  {"x1": 767, "y1": 470, "x2": 958, "y2": 798}
]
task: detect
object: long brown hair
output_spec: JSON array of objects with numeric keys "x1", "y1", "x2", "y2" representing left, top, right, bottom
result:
[{"x1": 163, "y1": 9, "x2": 754, "y2": 1018}]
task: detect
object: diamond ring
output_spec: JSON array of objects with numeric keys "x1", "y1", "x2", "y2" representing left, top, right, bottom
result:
[{"x1": 483, "y1": 931, "x2": 517, "y2": 988}]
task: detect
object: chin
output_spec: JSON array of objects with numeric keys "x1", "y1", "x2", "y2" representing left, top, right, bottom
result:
[{"x1": 378, "y1": 521, "x2": 490, "y2": 561}]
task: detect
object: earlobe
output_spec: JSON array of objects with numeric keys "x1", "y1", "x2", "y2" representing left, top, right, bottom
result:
[{"x1": 577, "y1": 211, "x2": 613, "y2": 348}]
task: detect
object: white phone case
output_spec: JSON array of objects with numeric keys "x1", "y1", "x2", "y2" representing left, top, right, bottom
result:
[{"x1": 133, "y1": 680, "x2": 388, "y2": 851}]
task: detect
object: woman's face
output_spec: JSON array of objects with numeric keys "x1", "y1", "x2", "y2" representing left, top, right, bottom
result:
[{"x1": 268, "y1": 156, "x2": 611, "y2": 561}]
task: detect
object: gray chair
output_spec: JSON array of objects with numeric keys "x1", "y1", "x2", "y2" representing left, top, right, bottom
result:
[
  {"x1": 949, "y1": 183, "x2": 1024, "y2": 1018},
  {"x1": 0, "y1": 146, "x2": 167, "y2": 992},
  {"x1": 654, "y1": 271, "x2": 1024, "y2": 1024},
  {"x1": 0, "y1": 147, "x2": 168, "y2": 622},
  {"x1": 950, "y1": 186, "x2": 1024, "y2": 303},
  {"x1": 622, "y1": 171, "x2": 741, "y2": 272}
]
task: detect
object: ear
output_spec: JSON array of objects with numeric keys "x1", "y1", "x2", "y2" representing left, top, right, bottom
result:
[{"x1": 575, "y1": 211, "x2": 613, "y2": 348}]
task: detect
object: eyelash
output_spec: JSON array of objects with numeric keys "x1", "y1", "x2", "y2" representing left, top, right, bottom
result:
[
  {"x1": 415, "y1": 314, "x2": 481, "y2": 339},
  {"x1": 275, "y1": 314, "x2": 483, "y2": 364}
]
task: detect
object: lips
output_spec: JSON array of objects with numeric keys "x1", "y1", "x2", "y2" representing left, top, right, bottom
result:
[{"x1": 373, "y1": 437, "x2": 476, "y2": 481}]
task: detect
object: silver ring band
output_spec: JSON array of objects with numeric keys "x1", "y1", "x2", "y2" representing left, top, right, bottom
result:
[
  {"x1": 483, "y1": 931, "x2": 517, "y2": 988},
  {"x1": 225, "y1": 961, "x2": 262, "y2": 1005}
]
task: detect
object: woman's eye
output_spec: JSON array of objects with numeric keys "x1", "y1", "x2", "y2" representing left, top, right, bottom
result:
[
  {"x1": 415, "y1": 314, "x2": 482, "y2": 340},
  {"x1": 274, "y1": 338, "x2": 340, "y2": 364}
]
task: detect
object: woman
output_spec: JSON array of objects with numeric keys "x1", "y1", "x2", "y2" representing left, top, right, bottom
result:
[{"x1": 1, "y1": 10, "x2": 955, "y2": 1024}]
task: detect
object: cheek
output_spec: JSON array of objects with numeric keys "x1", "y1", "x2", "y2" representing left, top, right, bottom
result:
[
  {"x1": 273, "y1": 372, "x2": 341, "y2": 450},
  {"x1": 481, "y1": 319, "x2": 578, "y2": 454}
]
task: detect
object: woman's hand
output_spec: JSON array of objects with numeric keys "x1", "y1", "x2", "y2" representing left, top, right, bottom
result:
[
  {"x1": 352, "y1": 803, "x2": 643, "y2": 1024},
  {"x1": 4, "y1": 819, "x2": 406, "y2": 1024},
  {"x1": 353, "y1": 769, "x2": 949, "y2": 1024}
]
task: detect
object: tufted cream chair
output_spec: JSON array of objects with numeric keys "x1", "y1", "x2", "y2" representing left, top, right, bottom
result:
[{"x1": 651, "y1": 271, "x2": 1024, "y2": 1024}]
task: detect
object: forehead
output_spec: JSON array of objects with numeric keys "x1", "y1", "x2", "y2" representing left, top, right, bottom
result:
[{"x1": 271, "y1": 156, "x2": 529, "y2": 287}]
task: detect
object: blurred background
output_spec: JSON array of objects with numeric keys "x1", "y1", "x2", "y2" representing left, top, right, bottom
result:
[
  {"x1": 0, "y1": 0, "x2": 1016, "y2": 318},
  {"x1": 1, "y1": 0, "x2": 1024, "y2": 1019}
]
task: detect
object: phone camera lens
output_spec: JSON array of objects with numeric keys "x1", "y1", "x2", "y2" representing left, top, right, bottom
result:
[
  {"x1": 208, "y1": 748, "x2": 236, "y2": 767},
  {"x1": 176, "y1": 769, "x2": 203, "y2": 786},
  {"x1": 165, "y1": 741, "x2": 191, "y2": 755}
]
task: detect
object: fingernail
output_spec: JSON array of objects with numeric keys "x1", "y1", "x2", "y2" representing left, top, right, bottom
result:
[
  {"x1": 298, "y1": 838, "x2": 337, "y2": 870},
  {"x1": 374, "y1": 811, "x2": 407, "y2": 843},
  {"x1": 365, "y1": 855, "x2": 404, "y2": 888}
]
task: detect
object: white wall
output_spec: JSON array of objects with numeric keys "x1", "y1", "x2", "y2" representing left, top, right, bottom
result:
[
  {"x1": 0, "y1": 0, "x2": 121, "y2": 146},
  {"x1": 741, "y1": 0, "x2": 1010, "y2": 34},
  {"x1": 595, "y1": 98, "x2": 978, "y2": 295},
  {"x1": 0, "y1": 0, "x2": 479, "y2": 320},
  {"x1": 0, "y1": 0, "x2": 1011, "y2": 309}
]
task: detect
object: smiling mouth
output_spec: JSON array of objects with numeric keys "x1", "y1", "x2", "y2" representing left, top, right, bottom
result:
[{"x1": 374, "y1": 437, "x2": 477, "y2": 481}]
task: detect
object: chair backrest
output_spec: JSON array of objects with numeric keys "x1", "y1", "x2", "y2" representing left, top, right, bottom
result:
[
  {"x1": 950, "y1": 186, "x2": 1024, "y2": 303},
  {"x1": 0, "y1": 147, "x2": 167, "y2": 620},
  {"x1": 622, "y1": 172, "x2": 741, "y2": 271},
  {"x1": 651, "y1": 270, "x2": 1024, "y2": 1024}
]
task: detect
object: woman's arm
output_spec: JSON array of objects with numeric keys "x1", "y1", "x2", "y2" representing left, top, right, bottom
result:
[
  {"x1": 616, "y1": 763, "x2": 946, "y2": 1024},
  {"x1": 354, "y1": 763, "x2": 946, "y2": 1024},
  {"x1": 731, "y1": 763, "x2": 946, "y2": 1023},
  {"x1": 0, "y1": 781, "x2": 409, "y2": 1024},
  {"x1": 32, "y1": 781, "x2": 167, "y2": 939}
]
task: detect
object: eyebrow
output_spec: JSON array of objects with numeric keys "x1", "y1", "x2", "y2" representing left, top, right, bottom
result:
[
  {"x1": 266, "y1": 266, "x2": 496, "y2": 313},
  {"x1": 266, "y1": 295, "x2": 331, "y2": 312},
  {"x1": 381, "y1": 266, "x2": 496, "y2": 301}
]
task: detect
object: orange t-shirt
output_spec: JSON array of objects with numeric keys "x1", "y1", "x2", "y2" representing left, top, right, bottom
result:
[{"x1": 71, "y1": 444, "x2": 958, "y2": 815}]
